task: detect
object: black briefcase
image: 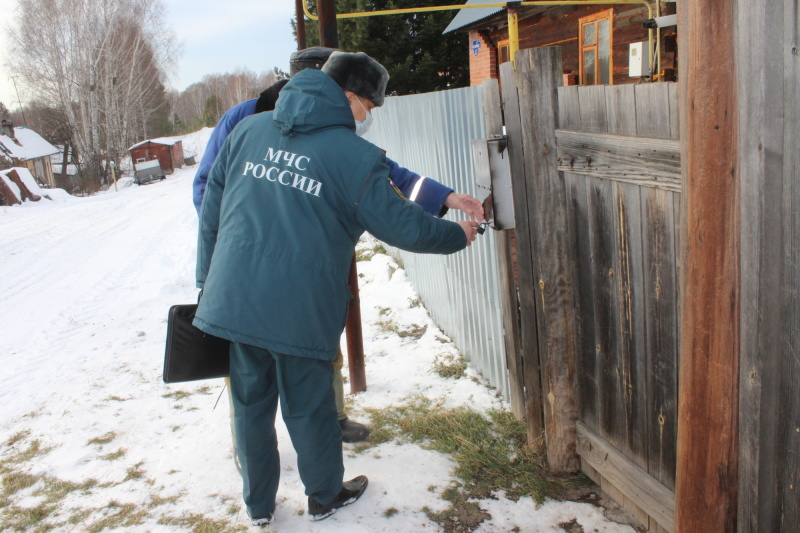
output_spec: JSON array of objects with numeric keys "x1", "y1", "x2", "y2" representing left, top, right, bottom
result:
[{"x1": 163, "y1": 303, "x2": 230, "y2": 383}]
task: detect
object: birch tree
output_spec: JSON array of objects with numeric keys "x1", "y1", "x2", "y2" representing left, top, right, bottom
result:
[{"x1": 9, "y1": 0, "x2": 180, "y2": 192}]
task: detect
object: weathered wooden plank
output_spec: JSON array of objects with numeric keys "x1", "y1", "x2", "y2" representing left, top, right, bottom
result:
[
  {"x1": 564, "y1": 173, "x2": 599, "y2": 430},
  {"x1": 613, "y1": 182, "x2": 648, "y2": 467},
  {"x1": 555, "y1": 130, "x2": 682, "y2": 192},
  {"x1": 634, "y1": 83, "x2": 672, "y2": 139},
  {"x1": 558, "y1": 85, "x2": 581, "y2": 130},
  {"x1": 500, "y1": 61, "x2": 545, "y2": 450},
  {"x1": 577, "y1": 421, "x2": 675, "y2": 532},
  {"x1": 577, "y1": 85, "x2": 609, "y2": 133},
  {"x1": 667, "y1": 83, "x2": 680, "y2": 140},
  {"x1": 737, "y1": 1, "x2": 800, "y2": 531},
  {"x1": 605, "y1": 84, "x2": 638, "y2": 136},
  {"x1": 675, "y1": 0, "x2": 740, "y2": 529},
  {"x1": 516, "y1": 47, "x2": 579, "y2": 471},
  {"x1": 641, "y1": 188, "x2": 679, "y2": 491},
  {"x1": 482, "y1": 78, "x2": 525, "y2": 422},
  {"x1": 585, "y1": 177, "x2": 624, "y2": 449}
]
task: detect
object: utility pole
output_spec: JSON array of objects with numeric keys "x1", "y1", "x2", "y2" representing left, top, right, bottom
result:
[
  {"x1": 315, "y1": 0, "x2": 366, "y2": 393},
  {"x1": 316, "y1": 0, "x2": 339, "y2": 48},
  {"x1": 295, "y1": 0, "x2": 307, "y2": 50}
]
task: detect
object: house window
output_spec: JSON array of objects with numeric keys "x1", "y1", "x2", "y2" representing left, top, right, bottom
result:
[
  {"x1": 498, "y1": 39, "x2": 510, "y2": 65},
  {"x1": 579, "y1": 9, "x2": 613, "y2": 85}
]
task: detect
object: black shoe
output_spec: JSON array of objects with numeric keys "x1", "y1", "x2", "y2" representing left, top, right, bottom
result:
[
  {"x1": 249, "y1": 512, "x2": 274, "y2": 526},
  {"x1": 308, "y1": 475, "x2": 369, "y2": 521},
  {"x1": 340, "y1": 418, "x2": 371, "y2": 443}
]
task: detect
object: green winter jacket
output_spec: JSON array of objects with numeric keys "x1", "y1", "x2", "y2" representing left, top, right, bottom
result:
[{"x1": 194, "y1": 69, "x2": 467, "y2": 361}]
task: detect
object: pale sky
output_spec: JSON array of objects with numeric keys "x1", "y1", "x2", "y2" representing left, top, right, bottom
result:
[{"x1": 0, "y1": 0, "x2": 300, "y2": 113}]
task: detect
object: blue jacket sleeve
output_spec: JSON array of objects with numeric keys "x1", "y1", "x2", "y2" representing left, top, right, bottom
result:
[
  {"x1": 385, "y1": 157, "x2": 454, "y2": 218},
  {"x1": 356, "y1": 158, "x2": 465, "y2": 255},
  {"x1": 192, "y1": 99, "x2": 258, "y2": 214},
  {"x1": 196, "y1": 135, "x2": 232, "y2": 288}
]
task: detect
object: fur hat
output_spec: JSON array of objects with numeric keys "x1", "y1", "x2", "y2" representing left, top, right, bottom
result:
[
  {"x1": 321, "y1": 51, "x2": 389, "y2": 107},
  {"x1": 289, "y1": 47, "x2": 338, "y2": 77}
]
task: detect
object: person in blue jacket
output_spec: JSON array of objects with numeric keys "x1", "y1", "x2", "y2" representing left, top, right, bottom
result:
[
  {"x1": 193, "y1": 47, "x2": 484, "y2": 446},
  {"x1": 194, "y1": 51, "x2": 479, "y2": 525}
]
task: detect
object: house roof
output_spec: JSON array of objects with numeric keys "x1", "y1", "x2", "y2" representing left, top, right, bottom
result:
[
  {"x1": 0, "y1": 126, "x2": 60, "y2": 161},
  {"x1": 128, "y1": 136, "x2": 183, "y2": 151},
  {"x1": 443, "y1": 0, "x2": 505, "y2": 34}
]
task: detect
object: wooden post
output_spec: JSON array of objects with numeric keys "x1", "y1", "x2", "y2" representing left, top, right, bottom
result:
[
  {"x1": 500, "y1": 60, "x2": 546, "y2": 452},
  {"x1": 315, "y1": 0, "x2": 365, "y2": 392},
  {"x1": 294, "y1": 0, "x2": 306, "y2": 50},
  {"x1": 675, "y1": 0, "x2": 739, "y2": 530},
  {"x1": 482, "y1": 78, "x2": 526, "y2": 421},
  {"x1": 517, "y1": 47, "x2": 579, "y2": 472},
  {"x1": 345, "y1": 255, "x2": 367, "y2": 393},
  {"x1": 316, "y1": 0, "x2": 338, "y2": 48}
]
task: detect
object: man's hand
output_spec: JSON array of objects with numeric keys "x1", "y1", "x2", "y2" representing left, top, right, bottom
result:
[
  {"x1": 445, "y1": 193, "x2": 485, "y2": 222},
  {"x1": 457, "y1": 220, "x2": 480, "y2": 246}
]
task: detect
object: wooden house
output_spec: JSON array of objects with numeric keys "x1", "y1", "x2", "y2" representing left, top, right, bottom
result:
[
  {"x1": 128, "y1": 137, "x2": 184, "y2": 174},
  {"x1": 0, "y1": 121, "x2": 60, "y2": 188},
  {"x1": 444, "y1": 0, "x2": 677, "y2": 87}
]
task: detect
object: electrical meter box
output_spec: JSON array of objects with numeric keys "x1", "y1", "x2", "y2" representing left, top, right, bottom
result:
[
  {"x1": 629, "y1": 42, "x2": 646, "y2": 77},
  {"x1": 472, "y1": 135, "x2": 515, "y2": 230}
]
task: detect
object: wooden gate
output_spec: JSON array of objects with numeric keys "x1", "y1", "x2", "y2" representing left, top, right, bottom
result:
[{"x1": 490, "y1": 47, "x2": 680, "y2": 532}]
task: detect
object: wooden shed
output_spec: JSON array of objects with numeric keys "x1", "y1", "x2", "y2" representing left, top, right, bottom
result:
[
  {"x1": 445, "y1": 0, "x2": 677, "y2": 87},
  {"x1": 0, "y1": 121, "x2": 60, "y2": 188},
  {"x1": 128, "y1": 137, "x2": 184, "y2": 174}
]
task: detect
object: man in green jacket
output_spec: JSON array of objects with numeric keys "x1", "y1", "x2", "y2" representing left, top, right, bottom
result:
[{"x1": 195, "y1": 51, "x2": 478, "y2": 525}]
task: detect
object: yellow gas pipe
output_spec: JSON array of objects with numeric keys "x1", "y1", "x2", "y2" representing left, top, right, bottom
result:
[{"x1": 302, "y1": 1, "x2": 657, "y2": 74}]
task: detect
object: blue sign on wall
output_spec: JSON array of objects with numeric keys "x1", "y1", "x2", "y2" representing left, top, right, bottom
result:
[{"x1": 471, "y1": 39, "x2": 481, "y2": 57}]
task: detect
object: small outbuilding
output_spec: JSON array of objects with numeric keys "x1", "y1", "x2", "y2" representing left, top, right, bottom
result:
[
  {"x1": 0, "y1": 121, "x2": 60, "y2": 188},
  {"x1": 128, "y1": 137, "x2": 185, "y2": 175}
]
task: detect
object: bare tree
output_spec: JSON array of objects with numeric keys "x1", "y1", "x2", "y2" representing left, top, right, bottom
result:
[{"x1": 8, "y1": 0, "x2": 180, "y2": 192}]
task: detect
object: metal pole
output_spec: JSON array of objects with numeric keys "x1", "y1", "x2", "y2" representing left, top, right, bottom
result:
[
  {"x1": 295, "y1": 0, "x2": 307, "y2": 50},
  {"x1": 316, "y1": 0, "x2": 339, "y2": 48},
  {"x1": 507, "y1": 3, "x2": 520, "y2": 65}
]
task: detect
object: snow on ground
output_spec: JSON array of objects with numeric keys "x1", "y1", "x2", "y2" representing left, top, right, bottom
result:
[{"x1": 0, "y1": 129, "x2": 636, "y2": 532}]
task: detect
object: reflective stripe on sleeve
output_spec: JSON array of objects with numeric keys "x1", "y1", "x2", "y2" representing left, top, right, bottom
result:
[{"x1": 408, "y1": 176, "x2": 427, "y2": 202}]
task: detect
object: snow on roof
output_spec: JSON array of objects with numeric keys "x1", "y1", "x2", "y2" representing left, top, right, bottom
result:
[
  {"x1": 127, "y1": 136, "x2": 183, "y2": 151},
  {"x1": 0, "y1": 126, "x2": 60, "y2": 161},
  {"x1": 0, "y1": 170, "x2": 22, "y2": 202},
  {"x1": 7, "y1": 166, "x2": 46, "y2": 196}
]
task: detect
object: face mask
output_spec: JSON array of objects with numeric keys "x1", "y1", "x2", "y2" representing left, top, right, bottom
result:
[{"x1": 354, "y1": 97, "x2": 374, "y2": 137}]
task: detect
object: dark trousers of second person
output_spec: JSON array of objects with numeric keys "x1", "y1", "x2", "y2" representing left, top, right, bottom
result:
[{"x1": 229, "y1": 342, "x2": 344, "y2": 518}]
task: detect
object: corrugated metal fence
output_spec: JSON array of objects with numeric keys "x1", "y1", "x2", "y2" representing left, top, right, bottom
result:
[{"x1": 364, "y1": 85, "x2": 510, "y2": 399}]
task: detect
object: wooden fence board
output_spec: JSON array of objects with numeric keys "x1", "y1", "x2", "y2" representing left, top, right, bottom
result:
[
  {"x1": 737, "y1": 0, "x2": 800, "y2": 530},
  {"x1": 516, "y1": 47, "x2": 579, "y2": 471},
  {"x1": 577, "y1": 85, "x2": 609, "y2": 133},
  {"x1": 668, "y1": 83, "x2": 680, "y2": 140},
  {"x1": 605, "y1": 84, "x2": 638, "y2": 136},
  {"x1": 613, "y1": 182, "x2": 649, "y2": 467},
  {"x1": 500, "y1": 61, "x2": 545, "y2": 449},
  {"x1": 564, "y1": 173, "x2": 599, "y2": 430},
  {"x1": 558, "y1": 85, "x2": 581, "y2": 130},
  {"x1": 586, "y1": 177, "x2": 624, "y2": 449},
  {"x1": 635, "y1": 83, "x2": 672, "y2": 139},
  {"x1": 577, "y1": 421, "x2": 675, "y2": 532},
  {"x1": 555, "y1": 130, "x2": 682, "y2": 192},
  {"x1": 482, "y1": 78, "x2": 526, "y2": 422},
  {"x1": 641, "y1": 189, "x2": 679, "y2": 491}
]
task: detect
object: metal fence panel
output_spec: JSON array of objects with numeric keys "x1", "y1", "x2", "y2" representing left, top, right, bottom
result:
[{"x1": 364, "y1": 85, "x2": 510, "y2": 399}]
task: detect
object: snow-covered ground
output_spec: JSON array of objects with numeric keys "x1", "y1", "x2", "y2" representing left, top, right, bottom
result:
[{"x1": 0, "y1": 128, "x2": 636, "y2": 532}]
